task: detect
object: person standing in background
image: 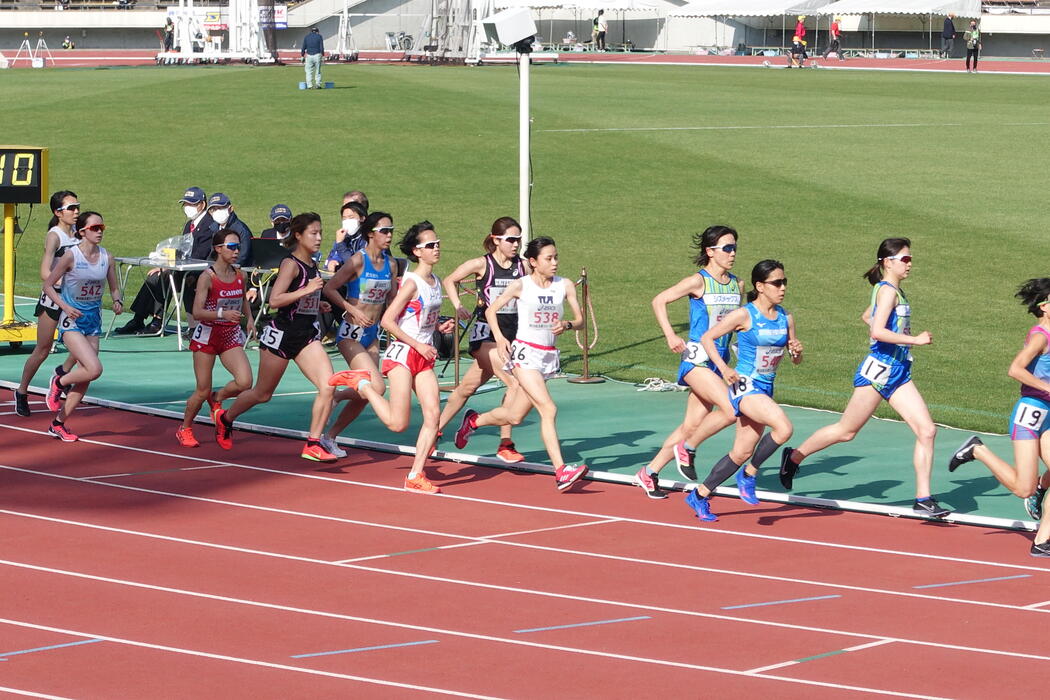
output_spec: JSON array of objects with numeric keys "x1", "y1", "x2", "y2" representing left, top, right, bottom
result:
[
  {"x1": 941, "y1": 13, "x2": 956, "y2": 58},
  {"x1": 965, "y1": 20, "x2": 981, "y2": 73},
  {"x1": 302, "y1": 27, "x2": 324, "y2": 89},
  {"x1": 823, "y1": 16, "x2": 843, "y2": 60},
  {"x1": 163, "y1": 17, "x2": 174, "y2": 52},
  {"x1": 794, "y1": 16, "x2": 806, "y2": 42},
  {"x1": 595, "y1": 10, "x2": 608, "y2": 51}
]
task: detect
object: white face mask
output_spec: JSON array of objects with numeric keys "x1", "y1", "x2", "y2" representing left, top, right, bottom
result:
[
  {"x1": 183, "y1": 204, "x2": 199, "y2": 219},
  {"x1": 211, "y1": 208, "x2": 230, "y2": 225},
  {"x1": 342, "y1": 219, "x2": 360, "y2": 236}
]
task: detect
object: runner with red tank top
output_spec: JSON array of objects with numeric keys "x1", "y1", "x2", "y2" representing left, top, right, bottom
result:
[{"x1": 177, "y1": 230, "x2": 254, "y2": 448}]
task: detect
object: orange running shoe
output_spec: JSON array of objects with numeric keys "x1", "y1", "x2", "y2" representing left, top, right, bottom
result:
[
  {"x1": 301, "y1": 442, "x2": 339, "y2": 463},
  {"x1": 214, "y1": 409, "x2": 234, "y2": 450},
  {"x1": 496, "y1": 441, "x2": 525, "y2": 463},
  {"x1": 176, "y1": 426, "x2": 200, "y2": 448},
  {"x1": 206, "y1": 391, "x2": 222, "y2": 422},
  {"x1": 328, "y1": 369, "x2": 372, "y2": 391},
  {"x1": 404, "y1": 473, "x2": 440, "y2": 494}
]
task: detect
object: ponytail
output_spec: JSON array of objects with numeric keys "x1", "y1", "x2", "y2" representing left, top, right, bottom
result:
[
  {"x1": 863, "y1": 237, "x2": 911, "y2": 286},
  {"x1": 1016, "y1": 278, "x2": 1050, "y2": 317}
]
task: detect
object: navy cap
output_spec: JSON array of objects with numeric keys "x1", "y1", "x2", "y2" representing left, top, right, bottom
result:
[
  {"x1": 179, "y1": 187, "x2": 206, "y2": 205},
  {"x1": 207, "y1": 192, "x2": 231, "y2": 208},
  {"x1": 270, "y1": 204, "x2": 292, "y2": 221}
]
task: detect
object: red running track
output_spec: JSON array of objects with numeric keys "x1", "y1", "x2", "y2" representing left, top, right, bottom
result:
[{"x1": 1, "y1": 388, "x2": 1048, "y2": 698}]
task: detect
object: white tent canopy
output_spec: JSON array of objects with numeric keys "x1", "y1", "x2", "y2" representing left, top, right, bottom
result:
[
  {"x1": 669, "y1": 0, "x2": 827, "y2": 18},
  {"x1": 811, "y1": 0, "x2": 981, "y2": 17}
]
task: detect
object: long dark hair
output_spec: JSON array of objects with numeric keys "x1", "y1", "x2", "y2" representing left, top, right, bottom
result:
[
  {"x1": 48, "y1": 190, "x2": 78, "y2": 231},
  {"x1": 483, "y1": 216, "x2": 521, "y2": 254},
  {"x1": 1017, "y1": 278, "x2": 1050, "y2": 318},
  {"x1": 399, "y1": 220, "x2": 435, "y2": 262},
  {"x1": 691, "y1": 225, "x2": 737, "y2": 268},
  {"x1": 746, "y1": 259, "x2": 784, "y2": 302},
  {"x1": 524, "y1": 236, "x2": 556, "y2": 262},
  {"x1": 863, "y1": 237, "x2": 911, "y2": 285},
  {"x1": 284, "y1": 212, "x2": 321, "y2": 249}
]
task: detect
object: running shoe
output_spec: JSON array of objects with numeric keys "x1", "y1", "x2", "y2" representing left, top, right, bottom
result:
[
  {"x1": 736, "y1": 467, "x2": 760, "y2": 505},
  {"x1": 779, "y1": 447, "x2": 800, "y2": 490},
  {"x1": 913, "y1": 497, "x2": 950, "y2": 518},
  {"x1": 214, "y1": 409, "x2": 234, "y2": 450},
  {"x1": 673, "y1": 440, "x2": 697, "y2": 481},
  {"x1": 948, "y1": 435, "x2": 983, "y2": 472},
  {"x1": 1025, "y1": 486, "x2": 1047, "y2": 521},
  {"x1": 206, "y1": 391, "x2": 222, "y2": 422},
  {"x1": 454, "y1": 409, "x2": 479, "y2": 449},
  {"x1": 319, "y1": 435, "x2": 347, "y2": 459},
  {"x1": 496, "y1": 441, "x2": 525, "y2": 464},
  {"x1": 45, "y1": 373, "x2": 67, "y2": 412},
  {"x1": 176, "y1": 426, "x2": 200, "y2": 448},
  {"x1": 14, "y1": 390, "x2": 30, "y2": 417},
  {"x1": 54, "y1": 364, "x2": 68, "y2": 378},
  {"x1": 685, "y1": 488, "x2": 718, "y2": 522},
  {"x1": 555, "y1": 463, "x2": 589, "y2": 492},
  {"x1": 405, "y1": 473, "x2": 440, "y2": 494},
  {"x1": 301, "y1": 442, "x2": 339, "y2": 463},
  {"x1": 1031, "y1": 540, "x2": 1050, "y2": 558},
  {"x1": 328, "y1": 369, "x2": 371, "y2": 391},
  {"x1": 634, "y1": 468, "x2": 669, "y2": 500},
  {"x1": 48, "y1": 420, "x2": 78, "y2": 442}
]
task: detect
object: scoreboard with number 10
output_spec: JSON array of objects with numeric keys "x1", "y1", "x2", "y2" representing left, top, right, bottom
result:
[{"x1": 0, "y1": 146, "x2": 49, "y2": 205}]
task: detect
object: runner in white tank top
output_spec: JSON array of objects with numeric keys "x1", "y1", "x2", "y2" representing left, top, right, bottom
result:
[{"x1": 451, "y1": 236, "x2": 589, "y2": 492}]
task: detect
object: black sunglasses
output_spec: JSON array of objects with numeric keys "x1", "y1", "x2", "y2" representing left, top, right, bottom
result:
[{"x1": 762, "y1": 278, "x2": 788, "y2": 288}]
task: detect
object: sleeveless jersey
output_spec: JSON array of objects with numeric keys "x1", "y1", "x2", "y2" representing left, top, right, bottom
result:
[
  {"x1": 50, "y1": 226, "x2": 80, "y2": 270},
  {"x1": 687, "y1": 270, "x2": 741, "y2": 359},
  {"x1": 869, "y1": 281, "x2": 911, "y2": 363},
  {"x1": 60, "y1": 245, "x2": 109, "y2": 313},
  {"x1": 734, "y1": 303, "x2": 789, "y2": 382},
  {"x1": 274, "y1": 256, "x2": 321, "y2": 331},
  {"x1": 477, "y1": 253, "x2": 525, "y2": 315},
  {"x1": 396, "y1": 271, "x2": 443, "y2": 344},
  {"x1": 516, "y1": 275, "x2": 567, "y2": 348},
  {"x1": 1021, "y1": 326, "x2": 1050, "y2": 403},
  {"x1": 348, "y1": 250, "x2": 394, "y2": 306},
  {"x1": 202, "y1": 267, "x2": 245, "y2": 326}
]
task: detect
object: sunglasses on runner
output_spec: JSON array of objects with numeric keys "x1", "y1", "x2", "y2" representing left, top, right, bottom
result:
[
  {"x1": 81, "y1": 224, "x2": 105, "y2": 233},
  {"x1": 708, "y1": 243, "x2": 737, "y2": 253},
  {"x1": 415, "y1": 240, "x2": 441, "y2": 250},
  {"x1": 217, "y1": 242, "x2": 241, "y2": 251},
  {"x1": 373, "y1": 226, "x2": 395, "y2": 234},
  {"x1": 56, "y1": 203, "x2": 81, "y2": 212},
  {"x1": 495, "y1": 235, "x2": 522, "y2": 243},
  {"x1": 883, "y1": 254, "x2": 912, "y2": 263},
  {"x1": 761, "y1": 278, "x2": 788, "y2": 288}
]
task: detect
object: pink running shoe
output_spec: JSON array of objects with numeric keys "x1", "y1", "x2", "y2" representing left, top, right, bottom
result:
[
  {"x1": 555, "y1": 464, "x2": 589, "y2": 492},
  {"x1": 454, "y1": 409, "x2": 478, "y2": 449},
  {"x1": 46, "y1": 373, "x2": 67, "y2": 412},
  {"x1": 48, "y1": 420, "x2": 78, "y2": 442}
]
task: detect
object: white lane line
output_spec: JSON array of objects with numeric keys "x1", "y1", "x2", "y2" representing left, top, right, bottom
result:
[
  {"x1": 1023, "y1": 600, "x2": 1050, "y2": 610},
  {"x1": 0, "y1": 617, "x2": 501, "y2": 699},
  {"x1": 2, "y1": 467, "x2": 1046, "y2": 615},
  {"x1": 0, "y1": 570, "x2": 947, "y2": 699},
  {"x1": 0, "y1": 686, "x2": 74, "y2": 700},
  {"x1": 82, "y1": 464, "x2": 229, "y2": 480},
  {"x1": 333, "y1": 542, "x2": 487, "y2": 564},
  {"x1": 1, "y1": 421, "x2": 1042, "y2": 574},
  {"x1": 1, "y1": 509, "x2": 1047, "y2": 666},
  {"x1": 745, "y1": 640, "x2": 896, "y2": 675},
  {"x1": 540, "y1": 121, "x2": 1050, "y2": 134}
]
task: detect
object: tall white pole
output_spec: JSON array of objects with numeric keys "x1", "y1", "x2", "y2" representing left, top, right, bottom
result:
[{"x1": 519, "y1": 50, "x2": 530, "y2": 244}]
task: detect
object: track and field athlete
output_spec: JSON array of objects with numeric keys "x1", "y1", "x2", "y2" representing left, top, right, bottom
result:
[
  {"x1": 43, "y1": 211, "x2": 122, "y2": 441},
  {"x1": 948, "y1": 278, "x2": 1050, "y2": 556},
  {"x1": 330, "y1": 221, "x2": 455, "y2": 493},
  {"x1": 214, "y1": 212, "x2": 339, "y2": 462},
  {"x1": 634, "y1": 225, "x2": 743, "y2": 499},
  {"x1": 319, "y1": 211, "x2": 404, "y2": 458},
  {"x1": 779, "y1": 238, "x2": 949, "y2": 518},
  {"x1": 176, "y1": 229, "x2": 253, "y2": 448},
  {"x1": 684, "y1": 260, "x2": 803, "y2": 521},
  {"x1": 15, "y1": 191, "x2": 81, "y2": 417},
  {"x1": 452, "y1": 236, "x2": 588, "y2": 492},
  {"x1": 437, "y1": 216, "x2": 528, "y2": 464}
]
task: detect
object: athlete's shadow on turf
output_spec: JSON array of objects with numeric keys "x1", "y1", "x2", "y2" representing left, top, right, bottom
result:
[
  {"x1": 936, "y1": 476, "x2": 1011, "y2": 513},
  {"x1": 560, "y1": 430, "x2": 657, "y2": 471},
  {"x1": 795, "y1": 478, "x2": 903, "y2": 501}
]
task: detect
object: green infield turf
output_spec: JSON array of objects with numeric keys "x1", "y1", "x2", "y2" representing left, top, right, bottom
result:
[{"x1": 3, "y1": 62, "x2": 1049, "y2": 433}]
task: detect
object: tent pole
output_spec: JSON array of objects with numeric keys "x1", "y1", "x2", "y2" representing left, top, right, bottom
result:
[{"x1": 871, "y1": 12, "x2": 875, "y2": 51}]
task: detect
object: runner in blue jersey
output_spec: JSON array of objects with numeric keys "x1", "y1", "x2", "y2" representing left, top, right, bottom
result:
[
  {"x1": 947, "y1": 278, "x2": 1050, "y2": 556},
  {"x1": 779, "y1": 238, "x2": 949, "y2": 518},
  {"x1": 684, "y1": 260, "x2": 803, "y2": 521},
  {"x1": 634, "y1": 225, "x2": 743, "y2": 499}
]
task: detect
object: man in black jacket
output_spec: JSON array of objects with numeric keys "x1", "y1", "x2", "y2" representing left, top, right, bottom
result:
[
  {"x1": 206, "y1": 192, "x2": 252, "y2": 265},
  {"x1": 941, "y1": 14, "x2": 956, "y2": 58}
]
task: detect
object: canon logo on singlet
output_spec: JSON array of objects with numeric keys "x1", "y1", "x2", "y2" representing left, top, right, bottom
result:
[{"x1": 218, "y1": 289, "x2": 242, "y2": 297}]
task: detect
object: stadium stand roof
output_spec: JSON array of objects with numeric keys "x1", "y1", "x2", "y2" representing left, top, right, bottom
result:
[
  {"x1": 810, "y1": 0, "x2": 982, "y2": 17},
  {"x1": 668, "y1": 0, "x2": 828, "y2": 17}
]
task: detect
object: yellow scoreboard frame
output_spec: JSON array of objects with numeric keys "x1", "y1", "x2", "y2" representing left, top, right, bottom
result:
[{"x1": 2, "y1": 146, "x2": 49, "y2": 345}]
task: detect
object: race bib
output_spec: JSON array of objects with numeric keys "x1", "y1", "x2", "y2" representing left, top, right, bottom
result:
[
  {"x1": 681, "y1": 341, "x2": 708, "y2": 364},
  {"x1": 1014, "y1": 403, "x2": 1048, "y2": 432},
  {"x1": 530, "y1": 310, "x2": 560, "y2": 330},
  {"x1": 359, "y1": 280, "x2": 391, "y2": 305},
  {"x1": 729, "y1": 375, "x2": 754, "y2": 399},
  {"x1": 58, "y1": 312, "x2": 76, "y2": 332},
  {"x1": 896, "y1": 304, "x2": 911, "y2": 335},
  {"x1": 296, "y1": 290, "x2": 321, "y2": 315},
  {"x1": 859, "y1": 355, "x2": 892, "y2": 384},
  {"x1": 259, "y1": 325, "x2": 285, "y2": 349},
  {"x1": 75, "y1": 282, "x2": 103, "y2": 303},
  {"x1": 38, "y1": 290, "x2": 59, "y2": 310},
  {"x1": 217, "y1": 296, "x2": 242, "y2": 313},
  {"x1": 469, "y1": 320, "x2": 491, "y2": 343},
  {"x1": 337, "y1": 321, "x2": 364, "y2": 343},
  {"x1": 191, "y1": 324, "x2": 211, "y2": 345},
  {"x1": 385, "y1": 341, "x2": 410, "y2": 363},
  {"x1": 755, "y1": 346, "x2": 785, "y2": 373}
]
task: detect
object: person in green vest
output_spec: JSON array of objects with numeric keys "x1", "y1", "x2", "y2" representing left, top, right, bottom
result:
[{"x1": 965, "y1": 20, "x2": 981, "y2": 73}]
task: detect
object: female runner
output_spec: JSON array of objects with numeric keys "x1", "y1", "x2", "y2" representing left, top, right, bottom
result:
[
  {"x1": 319, "y1": 211, "x2": 401, "y2": 457},
  {"x1": 437, "y1": 216, "x2": 528, "y2": 463},
  {"x1": 43, "y1": 211, "x2": 123, "y2": 441},
  {"x1": 779, "y1": 238, "x2": 949, "y2": 518},
  {"x1": 176, "y1": 229, "x2": 253, "y2": 447},
  {"x1": 330, "y1": 221, "x2": 455, "y2": 493},
  {"x1": 634, "y1": 225, "x2": 743, "y2": 499},
  {"x1": 214, "y1": 212, "x2": 338, "y2": 463},
  {"x1": 452, "y1": 236, "x2": 587, "y2": 492},
  {"x1": 684, "y1": 259, "x2": 802, "y2": 521},
  {"x1": 15, "y1": 190, "x2": 81, "y2": 417},
  {"x1": 947, "y1": 277, "x2": 1050, "y2": 556}
]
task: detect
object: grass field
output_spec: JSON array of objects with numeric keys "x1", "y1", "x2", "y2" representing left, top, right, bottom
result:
[{"x1": 3, "y1": 61, "x2": 1050, "y2": 432}]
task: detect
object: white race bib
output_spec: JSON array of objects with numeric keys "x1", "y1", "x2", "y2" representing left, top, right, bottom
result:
[
  {"x1": 896, "y1": 304, "x2": 911, "y2": 335},
  {"x1": 859, "y1": 355, "x2": 892, "y2": 384},
  {"x1": 38, "y1": 290, "x2": 59, "y2": 310},
  {"x1": 755, "y1": 345, "x2": 785, "y2": 373},
  {"x1": 337, "y1": 321, "x2": 364, "y2": 343},
  {"x1": 729, "y1": 375, "x2": 754, "y2": 399},
  {"x1": 191, "y1": 324, "x2": 211, "y2": 344},
  {"x1": 58, "y1": 312, "x2": 75, "y2": 332},
  {"x1": 681, "y1": 341, "x2": 708, "y2": 364},
  {"x1": 1014, "y1": 403, "x2": 1048, "y2": 432},
  {"x1": 259, "y1": 325, "x2": 285, "y2": 349},
  {"x1": 384, "y1": 341, "x2": 410, "y2": 363},
  {"x1": 469, "y1": 320, "x2": 491, "y2": 343}
]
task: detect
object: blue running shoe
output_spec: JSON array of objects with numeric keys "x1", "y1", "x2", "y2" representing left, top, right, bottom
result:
[
  {"x1": 685, "y1": 488, "x2": 718, "y2": 522},
  {"x1": 736, "y1": 468, "x2": 759, "y2": 505}
]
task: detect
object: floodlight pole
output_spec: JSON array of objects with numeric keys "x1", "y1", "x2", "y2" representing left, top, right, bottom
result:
[{"x1": 518, "y1": 49, "x2": 531, "y2": 244}]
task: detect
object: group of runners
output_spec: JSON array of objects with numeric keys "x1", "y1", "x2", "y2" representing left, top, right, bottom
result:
[{"x1": 12, "y1": 192, "x2": 1050, "y2": 556}]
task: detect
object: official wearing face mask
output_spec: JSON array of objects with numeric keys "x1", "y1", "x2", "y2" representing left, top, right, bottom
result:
[
  {"x1": 260, "y1": 204, "x2": 292, "y2": 240},
  {"x1": 325, "y1": 201, "x2": 367, "y2": 272},
  {"x1": 206, "y1": 192, "x2": 253, "y2": 265}
]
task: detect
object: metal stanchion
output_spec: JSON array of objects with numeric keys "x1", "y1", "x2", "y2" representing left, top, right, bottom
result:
[{"x1": 567, "y1": 267, "x2": 604, "y2": 384}]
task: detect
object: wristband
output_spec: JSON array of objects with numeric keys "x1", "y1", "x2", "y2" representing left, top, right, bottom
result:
[{"x1": 217, "y1": 308, "x2": 224, "y2": 319}]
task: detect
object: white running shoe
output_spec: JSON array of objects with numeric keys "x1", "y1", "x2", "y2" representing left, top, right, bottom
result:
[{"x1": 319, "y1": 435, "x2": 347, "y2": 458}]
